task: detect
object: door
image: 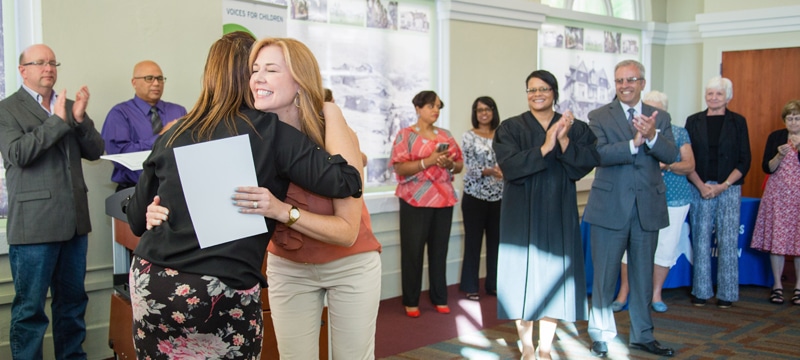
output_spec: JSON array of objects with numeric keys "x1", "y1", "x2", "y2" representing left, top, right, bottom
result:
[{"x1": 721, "y1": 47, "x2": 800, "y2": 198}]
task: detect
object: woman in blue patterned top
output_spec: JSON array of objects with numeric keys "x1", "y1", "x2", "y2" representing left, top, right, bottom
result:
[
  {"x1": 613, "y1": 91, "x2": 695, "y2": 313},
  {"x1": 459, "y1": 96, "x2": 503, "y2": 301}
]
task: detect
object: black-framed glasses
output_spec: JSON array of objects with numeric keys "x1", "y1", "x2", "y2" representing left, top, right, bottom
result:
[
  {"x1": 526, "y1": 87, "x2": 552, "y2": 94},
  {"x1": 22, "y1": 60, "x2": 60, "y2": 68},
  {"x1": 614, "y1": 77, "x2": 643, "y2": 84},
  {"x1": 134, "y1": 75, "x2": 167, "y2": 83},
  {"x1": 476, "y1": 107, "x2": 493, "y2": 114}
]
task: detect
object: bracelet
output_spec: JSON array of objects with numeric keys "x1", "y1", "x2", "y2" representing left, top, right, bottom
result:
[
  {"x1": 419, "y1": 159, "x2": 426, "y2": 170},
  {"x1": 724, "y1": 181, "x2": 732, "y2": 187}
]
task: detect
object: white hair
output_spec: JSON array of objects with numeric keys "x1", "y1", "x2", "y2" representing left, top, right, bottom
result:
[
  {"x1": 643, "y1": 90, "x2": 668, "y2": 111},
  {"x1": 705, "y1": 76, "x2": 733, "y2": 102}
]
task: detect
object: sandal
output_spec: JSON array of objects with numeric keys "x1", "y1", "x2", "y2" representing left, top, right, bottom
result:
[
  {"x1": 793, "y1": 289, "x2": 800, "y2": 305},
  {"x1": 769, "y1": 288, "x2": 784, "y2": 304},
  {"x1": 466, "y1": 293, "x2": 480, "y2": 301}
]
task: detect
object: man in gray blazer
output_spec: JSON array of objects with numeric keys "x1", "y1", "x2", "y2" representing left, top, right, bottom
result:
[
  {"x1": 0, "y1": 44, "x2": 104, "y2": 359},
  {"x1": 583, "y1": 60, "x2": 678, "y2": 357}
]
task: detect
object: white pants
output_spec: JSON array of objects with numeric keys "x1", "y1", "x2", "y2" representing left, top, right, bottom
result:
[
  {"x1": 267, "y1": 251, "x2": 382, "y2": 360},
  {"x1": 622, "y1": 204, "x2": 690, "y2": 268}
]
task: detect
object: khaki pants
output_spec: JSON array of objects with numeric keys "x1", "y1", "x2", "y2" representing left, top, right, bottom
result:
[{"x1": 267, "y1": 251, "x2": 382, "y2": 360}]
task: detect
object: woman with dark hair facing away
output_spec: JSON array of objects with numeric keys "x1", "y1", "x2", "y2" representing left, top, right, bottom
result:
[
  {"x1": 751, "y1": 99, "x2": 800, "y2": 305},
  {"x1": 126, "y1": 32, "x2": 362, "y2": 358},
  {"x1": 493, "y1": 70, "x2": 599, "y2": 359},
  {"x1": 459, "y1": 96, "x2": 503, "y2": 301},
  {"x1": 390, "y1": 90, "x2": 463, "y2": 318}
]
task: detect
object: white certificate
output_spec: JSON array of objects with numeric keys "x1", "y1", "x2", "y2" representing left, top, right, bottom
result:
[
  {"x1": 101, "y1": 150, "x2": 151, "y2": 171},
  {"x1": 173, "y1": 135, "x2": 268, "y2": 248}
]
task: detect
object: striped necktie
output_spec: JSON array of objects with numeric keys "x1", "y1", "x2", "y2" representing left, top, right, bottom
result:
[{"x1": 150, "y1": 106, "x2": 163, "y2": 134}]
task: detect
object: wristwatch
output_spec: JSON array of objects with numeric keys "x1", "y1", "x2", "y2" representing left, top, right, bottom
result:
[{"x1": 286, "y1": 206, "x2": 300, "y2": 227}]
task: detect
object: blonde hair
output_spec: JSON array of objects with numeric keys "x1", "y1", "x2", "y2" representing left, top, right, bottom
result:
[{"x1": 249, "y1": 37, "x2": 326, "y2": 146}]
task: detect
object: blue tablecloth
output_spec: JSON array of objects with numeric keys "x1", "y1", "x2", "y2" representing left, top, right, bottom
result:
[{"x1": 582, "y1": 197, "x2": 773, "y2": 295}]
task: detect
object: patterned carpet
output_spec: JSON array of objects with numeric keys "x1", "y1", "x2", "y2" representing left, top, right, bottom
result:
[{"x1": 382, "y1": 285, "x2": 800, "y2": 359}]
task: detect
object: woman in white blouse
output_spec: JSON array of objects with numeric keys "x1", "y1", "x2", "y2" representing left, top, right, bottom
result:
[{"x1": 459, "y1": 96, "x2": 503, "y2": 301}]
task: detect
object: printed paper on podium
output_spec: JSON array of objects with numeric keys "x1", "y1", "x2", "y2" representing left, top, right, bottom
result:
[
  {"x1": 101, "y1": 150, "x2": 151, "y2": 171},
  {"x1": 173, "y1": 135, "x2": 268, "y2": 248}
]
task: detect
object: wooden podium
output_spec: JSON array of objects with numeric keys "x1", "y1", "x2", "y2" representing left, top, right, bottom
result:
[{"x1": 105, "y1": 189, "x2": 328, "y2": 359}]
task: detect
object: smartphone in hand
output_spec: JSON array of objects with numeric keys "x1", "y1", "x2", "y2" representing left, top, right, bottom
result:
[{"x1": 436, "y1": 142, "x2": 450, "y2": 152}]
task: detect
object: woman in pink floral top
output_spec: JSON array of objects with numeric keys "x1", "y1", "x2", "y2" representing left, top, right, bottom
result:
[{"x1": 390, "y1": 90, "x2": 463, "y2": 318}]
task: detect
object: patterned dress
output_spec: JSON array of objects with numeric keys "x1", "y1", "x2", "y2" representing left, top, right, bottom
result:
[
  {"x1": 751, "y1": 131, "x2": 800, "y2": 256},
  {"x1": 130, "y1": 257, "x2": 264, "y2": 359}
]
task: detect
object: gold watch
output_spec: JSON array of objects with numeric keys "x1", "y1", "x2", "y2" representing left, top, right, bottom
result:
[{"x1": 286, "y1": 206, "x2": 300, "y2": 227}]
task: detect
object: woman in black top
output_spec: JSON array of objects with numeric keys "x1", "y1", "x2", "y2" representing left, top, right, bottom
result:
[{"x1": 685, "y1": 76, "x2": 751, "y2": 309}]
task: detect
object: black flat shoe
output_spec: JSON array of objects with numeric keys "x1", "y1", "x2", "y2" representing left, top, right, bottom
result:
[
  {"x1": 630, "y1": 340, "x2": 674, "y2": 357},
  {"x1": 590, "y1": 341, "x2": 608, "y2": 357},
  {"x1": 691, "y1": 295, "x2": 707, "y2": 306},
  {"x1": 717, "y1": 300, "x2": 733, "y2": 308}
]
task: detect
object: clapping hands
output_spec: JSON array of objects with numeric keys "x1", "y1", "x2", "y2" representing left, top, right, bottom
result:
[{"x1": 632, "y1": 110, "x2": 658, "y2": 146}]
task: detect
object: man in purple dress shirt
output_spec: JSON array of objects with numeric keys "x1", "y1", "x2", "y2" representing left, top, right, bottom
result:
[{"x1": 101, "y1": 60, "x2": 187, "y2": 191}]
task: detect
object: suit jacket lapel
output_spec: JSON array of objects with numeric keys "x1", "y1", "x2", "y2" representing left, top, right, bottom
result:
[
  {"x1": 16, "y1": 88, "x2": 69, "y2": 158},
  {"x1": 16, "y1": 87, "x2": 51, "y2": 124},
  {"x1": 609, "y1": 101, "x2": 635, "y2": 138}
]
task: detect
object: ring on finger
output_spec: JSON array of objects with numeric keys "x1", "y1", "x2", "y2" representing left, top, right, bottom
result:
[{"x1": 252, "y1": 201, "x2": 258, "y2": 209}]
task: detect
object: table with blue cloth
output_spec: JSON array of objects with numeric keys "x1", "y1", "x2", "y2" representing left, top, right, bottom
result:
[{"x1": 582, "y1": 197, "x2": 773, "y2": 295}]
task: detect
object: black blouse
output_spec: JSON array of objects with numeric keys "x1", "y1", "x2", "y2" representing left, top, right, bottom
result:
[
  {"x1": 762, "y1": 128, "x2": 800, "y2": 174},
  {"x1": 127, "y1": 108, "x2": 362, "y2": 289}
]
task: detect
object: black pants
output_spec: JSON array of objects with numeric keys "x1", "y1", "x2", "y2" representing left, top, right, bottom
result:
[
  {"x1": 399, "y1": 199, "x2": 453, "y2": 307},
  {"x1": 459, "y1": 193, "x2": 501, "y2": 294}
]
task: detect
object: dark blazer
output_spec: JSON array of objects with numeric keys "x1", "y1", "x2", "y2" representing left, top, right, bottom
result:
[
  {"x1": 684, "y1": 108, "x2": 750, "y2": 184},
  {"x1": 0, "y1": 87, "x2": 104, "y2": 245},
  {"x1": 583, "y1": 101, "x2": 678, "y2": 231}
]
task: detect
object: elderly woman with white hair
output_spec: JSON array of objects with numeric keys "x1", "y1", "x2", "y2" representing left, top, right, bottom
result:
[
  {"x1": 685, "y1": 76, "x2": 751, "y2": 309},
  {"x1": 612, "y1": 90, "x2": 695, "y2": 313}
]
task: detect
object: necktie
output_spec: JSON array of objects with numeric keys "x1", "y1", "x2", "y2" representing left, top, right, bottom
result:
[
  {"x1": 150, "y1": 106, "x2": 163, "y2": 134},
  {"x1": 627, "y1": 108, "x2": 637, "y2": 133}
]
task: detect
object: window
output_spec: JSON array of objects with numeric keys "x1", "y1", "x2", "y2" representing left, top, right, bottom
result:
[{"x1": 541, "y1": 0, "x2": 638, "y2": 20}]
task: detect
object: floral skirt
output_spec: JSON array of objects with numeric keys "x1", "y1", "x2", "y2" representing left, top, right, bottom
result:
[{"x1": 130, "y1": 256, "x2": 264, "y2": 359}]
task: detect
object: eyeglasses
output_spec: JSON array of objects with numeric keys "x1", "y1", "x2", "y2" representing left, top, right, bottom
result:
[
  {"x1": 22, "y1": 60, "x2": 60, "y2": 68},
  {"x1": 476, "y1": 107, "x2": 493, "y2": 114},
  {"x1": 134, "y1": 75, "x2": 167, "y2": 83},
  {"x1": 614, "y1": 77, "x2": 643, "y2": 84},
  {"x1": 786, "y1": 115, "x2": 800, "y2": 122},
  {"x1": 526, "y1": 87, "x2": 552, "y2": 94}
]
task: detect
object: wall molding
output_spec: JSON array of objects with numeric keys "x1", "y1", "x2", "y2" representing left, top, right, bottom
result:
[
  {"x1": 644, "y1": 21, "x2": 701, "y2": 46},
  {"x1": 438, "y1": 0, "x2": 547, "y2": 30},
  {"x1": 696, "y1": 5, "x2": 800, "y2": 38},
  {"x1": 0, "y1": 265, "x2": 112, "y2": 305}
]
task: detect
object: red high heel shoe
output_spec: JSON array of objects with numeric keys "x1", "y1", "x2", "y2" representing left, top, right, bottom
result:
[
  {"x1": 435, "y1": 305, "x2": 450, "y2": 314},
  {"x1": 405, "y1": 307, "x2": 420, "y2": 318}
]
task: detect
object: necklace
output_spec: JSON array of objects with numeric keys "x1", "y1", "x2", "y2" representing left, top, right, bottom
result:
[{"x1": 414, "y1": 125, "x2": 438, "y2": 135}]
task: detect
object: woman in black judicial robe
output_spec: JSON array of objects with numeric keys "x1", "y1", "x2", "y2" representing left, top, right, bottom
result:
[{"x1": 493, "y1": 70, "x2": 599, "y2": 359}]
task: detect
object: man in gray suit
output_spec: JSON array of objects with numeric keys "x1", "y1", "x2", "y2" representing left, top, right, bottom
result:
[
  {"x1": 583, "y1": 60, "x2": 678, "y2": 357},
  {"x1": 0, "y1": 44, "x2": 104, "y2": 359}
]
